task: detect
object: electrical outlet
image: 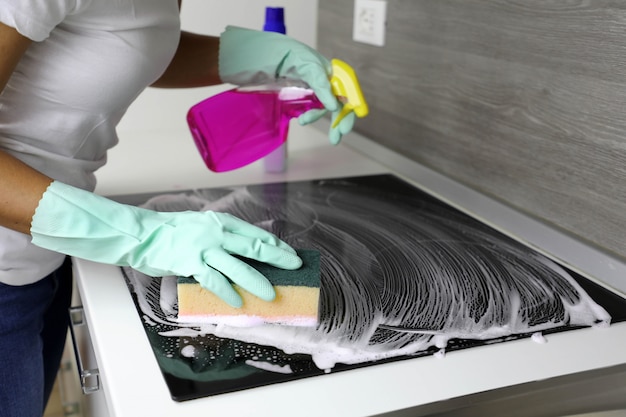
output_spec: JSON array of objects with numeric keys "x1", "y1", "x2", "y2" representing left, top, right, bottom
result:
[{"x1": 353, "y1": 0, "x2": 387, "y2": 47}]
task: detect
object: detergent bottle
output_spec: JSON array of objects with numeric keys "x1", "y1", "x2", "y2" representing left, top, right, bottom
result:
[
  {"x1": 262, "y1": 7, "x2": 288, "y2": 173},
  {"x1": 186, "y1": 59, "x2": 369, "y2": 173}
]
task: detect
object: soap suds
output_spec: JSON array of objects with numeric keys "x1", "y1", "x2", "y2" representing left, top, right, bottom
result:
[
  {"x1": 532, "y1": 332, "x2": 548, "y2": 344},
  {"x1": 181, "y1": 345, "x2": 196, "y2": 357},
  {"x1": 123, "y1": 178, "x2": 611, "y2": 374},
  {"x1": 245, "y1": 360, "x2": 293, "y2": 374},
  {"x1": 434, "y1": 349, "x2": 446, "y2": 359}
]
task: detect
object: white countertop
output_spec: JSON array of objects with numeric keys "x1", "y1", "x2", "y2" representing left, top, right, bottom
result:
[
  {"x1": 94, "y1": 123, "x2": 384, "y2": 196},
  {"x1": 74, "y1": 123, "x2": 626, "y2": 416}
]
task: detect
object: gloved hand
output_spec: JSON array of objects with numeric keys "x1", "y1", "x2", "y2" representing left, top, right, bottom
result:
[
  {"x1": 297, "y1": 107, "x2": 355, "y2": 146},
  {"x1": 30, "y1": 181, "x2": 302, "y2": 308},
  {"x1": 219, "y1": 25, "x2": 354, "y2": 145}
]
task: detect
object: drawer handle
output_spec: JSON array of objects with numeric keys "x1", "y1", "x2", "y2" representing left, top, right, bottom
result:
[{"x1": 69, "y1": 306, "x2": 101, "y2": 394}]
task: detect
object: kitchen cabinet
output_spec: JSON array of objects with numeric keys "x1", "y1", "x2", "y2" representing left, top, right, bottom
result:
[{"x1": 71, "y1": 123, "x2": 626, "y2": 416}]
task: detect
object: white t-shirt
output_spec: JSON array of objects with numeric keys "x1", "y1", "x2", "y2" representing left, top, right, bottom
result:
[{"x1": 0, "y1": 0, "x2": 181, "y2": 284}]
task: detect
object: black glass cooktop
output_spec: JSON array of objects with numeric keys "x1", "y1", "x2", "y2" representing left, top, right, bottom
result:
[{"x1": 113, "y1": 174, "x2": 626, "y2": 402}]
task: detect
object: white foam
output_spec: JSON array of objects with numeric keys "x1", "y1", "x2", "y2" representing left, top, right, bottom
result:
[
  {"x1": 177, "y1": 314, "x2": 318, "y2": 328},
  {"x1": 531, "y1": 332, "x2": 548, "y2": 344},
  {"x1": 180, "y1": 345, "x2": 196, "y2": 357},
  {"x1": 127, "y1": 183, "x2": 612, "y2": 372},
  {"x1": 245, "y1": 360, "x2": 293, "y2": 374}
]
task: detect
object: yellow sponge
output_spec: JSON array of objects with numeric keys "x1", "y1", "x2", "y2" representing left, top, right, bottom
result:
[{"x1": 177, "y1": 249, "x2": 320, "y2": 327}]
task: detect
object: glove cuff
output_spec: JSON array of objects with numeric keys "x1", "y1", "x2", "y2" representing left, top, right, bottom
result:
[
  {"x1": 30, "y1": 181, "x2": 160, "y2": 266},
  {"x1": 219, "y1": 25, "x2": 284, "y2": 85}
]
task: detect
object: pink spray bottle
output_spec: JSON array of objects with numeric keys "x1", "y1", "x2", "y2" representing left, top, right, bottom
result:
[{"x1": 186, "y1": 59, "x2": 369, "y2": 173}]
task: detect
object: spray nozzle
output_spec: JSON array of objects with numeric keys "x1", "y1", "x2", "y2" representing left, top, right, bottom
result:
[{"x1": 329, "y1": 59, "x2": 369, "y2": 128}]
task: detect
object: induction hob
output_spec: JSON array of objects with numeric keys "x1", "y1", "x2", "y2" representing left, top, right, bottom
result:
[{"x1": 112, "y1": 174, "x2": 626, "y2": 402}]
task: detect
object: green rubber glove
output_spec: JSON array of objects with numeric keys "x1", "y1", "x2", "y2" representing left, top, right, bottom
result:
[
  {"x1": 219, "y1": 25, "x2": 354, "y2": 145},
  {"x1": 297, "y1": 108, "x2": 356, "y2": 145},
  {"x1": 30, "y1": 181, "x2": 303, "y2": 308}
]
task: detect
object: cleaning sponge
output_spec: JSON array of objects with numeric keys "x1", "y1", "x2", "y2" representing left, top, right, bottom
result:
[{"x1": 177, "y1": 249, "x2": 321, "y2": 327}]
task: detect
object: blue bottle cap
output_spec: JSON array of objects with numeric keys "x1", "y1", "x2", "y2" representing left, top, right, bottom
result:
[{"x1": 264, "y1": 7, "x2": 286, "y2": 34}]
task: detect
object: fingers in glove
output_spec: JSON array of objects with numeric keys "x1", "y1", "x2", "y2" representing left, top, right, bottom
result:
[
  {"x1": 298, "y1": 108, "x2": 328, "y2": 126},
  {"x1": 204, "y1": 250, "x2": 276, "y2": 302},
  {"x1": 329, "y1": 111, "x2": 356, "y2": 145},
  {"x1": 222, "y1": 232, "x2": 303, "y2": 270},
  {"x1": 214, "y1": 212, "x2": 297, "y2": 255},
  {"x1": 295, "y1": 62, "x2": 338, "y2": 112},
  {"x1": 193, "y1": 266, "x2": 244, "y2": 308}
]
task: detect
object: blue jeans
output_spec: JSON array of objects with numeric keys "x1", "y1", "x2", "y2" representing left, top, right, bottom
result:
[{"x1": 0, "y1": 257, "x2": 72, "y2": 417}]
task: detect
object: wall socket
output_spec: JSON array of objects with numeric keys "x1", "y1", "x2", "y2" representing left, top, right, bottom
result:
[{"x1": 353, "y1": 0, "x2": 387, "y2": 47}]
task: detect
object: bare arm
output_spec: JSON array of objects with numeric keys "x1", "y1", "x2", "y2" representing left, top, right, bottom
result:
[
  {"x1": 0, "y1": 22, "x2": 53, "y2": 235},
  {"x1": 152, "y1": 0, "x2": 221, "y2": 88},
  {"x1": 151, "y1": 31, "x2": 222, "y2": 88}
]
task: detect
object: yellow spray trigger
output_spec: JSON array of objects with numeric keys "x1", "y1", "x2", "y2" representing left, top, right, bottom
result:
[{"x1": 329, "y1": 59, "x2": 369, "y2": 128}]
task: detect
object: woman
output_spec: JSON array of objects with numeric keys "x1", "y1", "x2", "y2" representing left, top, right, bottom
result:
[{"x1": 0, "y1": 1, "x2": 355, "y2": 415}]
